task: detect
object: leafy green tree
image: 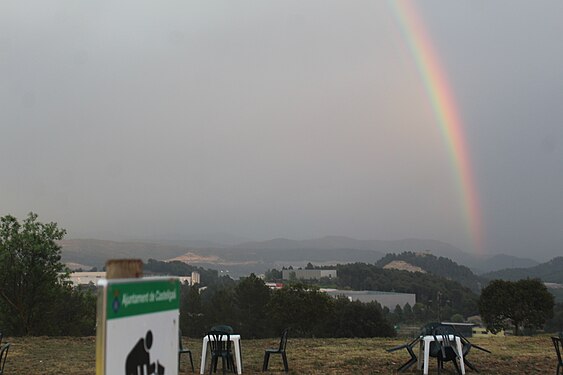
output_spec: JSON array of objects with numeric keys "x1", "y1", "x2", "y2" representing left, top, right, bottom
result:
[
  {"x1": 0, "y1": 213, "x2": 68, "y2": 335},
  {"x1": 450, "y1": 313, "x2": 465, "y2": 323},
  {"x1": 325, "y1": 298, "x2": 395, "y2": 337},
  {"x1": 180, "y1": 284, "x2": 204, "y2": 336},
  {"x1": 264, "y1": 268, "x2": 282, "y2": 281},
  {"x1": 48, "y1": 286, "x2": 97, "y2": 336},
  {"x1": 234, "y1": 274, "x2": 271, "y2": 338},
  {"x1": 201, "y1": 284, "x2": 236, "y2": 330},
  {"x1": 479, "y1": 279, "x2": 554, "y2": 335},
  {"x1": 403, "y1": 303, "x2": 414, "y2": 323},
  {"x1": 412, "y1": 303, "x2": 428, "y2": 322},
  {"x1": 267, "y1": 283, "x2": 332, "y2": 337},
  {"x1": 394, "y1": 304, "x2": 403, "y2": 322}
]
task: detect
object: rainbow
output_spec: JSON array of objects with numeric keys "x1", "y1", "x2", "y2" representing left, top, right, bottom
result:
[{"x1": 389, "y1": 0, "x2": 485, "y2": 255}]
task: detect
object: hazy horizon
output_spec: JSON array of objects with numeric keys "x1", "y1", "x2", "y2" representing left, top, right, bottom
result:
[{"x1": 2, "y1": 1, "x2": 563, "y2": 261}]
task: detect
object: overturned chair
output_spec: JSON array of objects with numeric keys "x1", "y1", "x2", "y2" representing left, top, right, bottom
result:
[{"x1": 386, "y1": 336, "x2": 421, "y2": 372}]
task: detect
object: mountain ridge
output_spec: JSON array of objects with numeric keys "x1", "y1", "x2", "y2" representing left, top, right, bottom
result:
[{"x1": 60, "y1": 236, "x2": 539, "y2": 276}]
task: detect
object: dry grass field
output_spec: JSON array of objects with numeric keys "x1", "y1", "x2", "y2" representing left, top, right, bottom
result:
[{"x1": 3, "y1": 335, "x2": 558, "y2": 374}]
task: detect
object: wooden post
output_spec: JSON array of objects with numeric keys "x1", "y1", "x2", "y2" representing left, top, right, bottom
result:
[{"x1": 105, "y1": 259, "x2": 143, "y2": 279}]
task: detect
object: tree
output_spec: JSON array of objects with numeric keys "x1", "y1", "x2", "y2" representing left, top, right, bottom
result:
[
  {"x1": 265, "y1": 268, "x2": 282, "y2": 281},
  {"x1": 234, "y1": 274, "x2": 271, "y2": 338},
  {"x1": 0, "y1": 213, "x2": 68, "y2": 335},
  {"x1": 325, "y1": 298, "x2": 395, "y2": 338},
  {"x1": 479, "y1": 279, "x2": 554, "y2": 335},
  {"x1": 180, "y1": 284, "x2": 204, "y2": 337},
  {"x1": 267, "y1": 283, "x2": 332, "y2": 337},
  {"x1": 393, "y1": 304, "x2": 403, "y2": 322},
  {"x1": 403, "y1": 303, "x2": 414, "y2": 323},
  {"x1": 450, "y1": 313, "x2": 465, "y2": 323}
]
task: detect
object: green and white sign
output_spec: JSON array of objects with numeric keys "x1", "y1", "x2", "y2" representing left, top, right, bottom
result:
[{"x1": 96, "y1": 277, "x2": 180, "y2": 375}]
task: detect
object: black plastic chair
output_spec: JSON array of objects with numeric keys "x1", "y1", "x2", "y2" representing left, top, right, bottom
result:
[
  {"x1": 207, "y1": 331, "x2": 236, "y2": 375},
  {"x1": 386, "y1": 336, "x2": 421, "y2": 372},
  {"x1": 429, "y1": 324, "x2": 462, "y2": 375},
  {"x1": 179, "y1": 330, "x2": 195, "y2": 373},
  {"x1": 211, "y1": 325, "x2": 234, "y2": 334},
  {"x1": 0, "y1": 343, "x2": 10, "y2": 375},
  {"x1": 456, "y1": 330, "x2": 491, "y2": 373},
  {"x1": 262, "y1": 328, "x2": 289, "y2": 372},
  {"x1": 553, "y1": 336, "x2": 563, "y2": 375}
]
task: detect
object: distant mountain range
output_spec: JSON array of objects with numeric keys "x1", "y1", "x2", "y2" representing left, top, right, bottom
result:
[
  {"x1": 60, "y1": 235, "x2": 538, "y2": 277},
  {"x1": 482, "y1": 257, "x2": 563, "y2": 284},
  {"x1": 59, "y1": 239, "x2": 189, "y2": 269}
]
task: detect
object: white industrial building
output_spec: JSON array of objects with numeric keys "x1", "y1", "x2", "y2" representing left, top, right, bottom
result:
[
  {"x1": 321, "y1": 289, "x2": 416, "y2": 310},
  {"x1": 282, "y1": 269, "x2": 337, "y2": 280}
]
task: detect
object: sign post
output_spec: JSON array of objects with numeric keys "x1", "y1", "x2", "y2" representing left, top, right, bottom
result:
[{"x1": 96, "y1": 277, "x2": 180, "y2": 375}]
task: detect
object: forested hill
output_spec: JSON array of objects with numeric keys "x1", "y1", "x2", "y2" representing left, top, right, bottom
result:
[
  {"x1": 482, "y1": 257, "x2": 563, "y2": 283},
  {"x1": 335, "y1": 263, "x2": 479, "y2": 317},
  {"x1": 375, "y1": 252, "x2": 484, "y2": 293}
]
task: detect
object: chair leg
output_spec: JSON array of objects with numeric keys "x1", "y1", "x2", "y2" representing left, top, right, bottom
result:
[
  {"x1": 397, "y1": 358, "x2": 416, "y2": 373},
  {"x1": 464, "y1": 358, "x2": 479, "y2": 373},
  {"x1": 189, "y1": 351, "x2": 194, "y2": 372},
  {"x1": 229, "y1": 354, "x2": 237, "y2": 374},
  {"x1": 452, "y1": 359, "x2": 462, "y2": 375},
  {"x1": 262, "y1": 352, "x2": 270, "y2": 371},
  {"x1": 282, "y1": 352, "x2": 289, "y2": 372}
]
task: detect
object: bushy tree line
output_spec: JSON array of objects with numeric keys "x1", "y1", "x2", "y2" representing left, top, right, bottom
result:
[
  {"x1": 375, "y1": 252, "x2": 484, "y2": 293},
  {"x1": 265, "y1": 262, "x2": 480, "y2": 319},
  {"x1": 180, "y1": 275, "x2": 395, "y2": 339}
]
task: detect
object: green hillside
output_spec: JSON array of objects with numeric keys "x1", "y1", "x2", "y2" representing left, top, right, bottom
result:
[
  {"x1": 482, "y1": 256, "x2": 563, "y2": 283},
  {"x1": 335, "y1": 262, "x2": 479, "y2": 318},
  {"x1": 375, "y1": 251, "x2": 484, "y2": 293}
]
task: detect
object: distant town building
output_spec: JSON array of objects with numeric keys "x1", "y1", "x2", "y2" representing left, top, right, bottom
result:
[
  {"x1": 69, "y1": 271, "x2": 201, "y2": 286},
  {"x1": 69, "y1": 271, "x2": 106, "y2": 286},
  {"x1": 321, "y1": 289, "x2": 416, "y2": 310},
  {"x1": 265, "y1": 282, "x2": 284, "y2": 290},
  {"x1": 191, "y1": 271, "x2": 200, "y2": 285},
  {"x1": 179, "y1": 271, "x2": 201, "y2": 286},
  {"x1": 282, "y1": 269, "x2": 337, "y2": 280}
]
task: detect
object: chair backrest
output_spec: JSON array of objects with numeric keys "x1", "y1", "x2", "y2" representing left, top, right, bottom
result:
[
  {"x1": 420, "y1": 322, "x2": 442, "y2": 336},
  {"x1": 432, "y1": 324, "x2": 456, "y2": 336},
  {"x1": 0, "y1": 343, "x2": 10, "y2": 373},
  {"x1": 211, "y1": 325, "x2": 234, "y2": 334},
  {"x1": 278, "y1": 328, "x2": 289, "y2": 352},
  {"x1": 207, "y1": 331, "x2": 231, "y2": 354},
  {"x1": 430, "y1": 324, "x2": 458, "y2": 360},
  {"x1": 553, "y1": 336, "x2": 563, "y2": 365}
]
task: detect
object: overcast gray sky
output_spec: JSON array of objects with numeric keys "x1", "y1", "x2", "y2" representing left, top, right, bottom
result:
[{"x1": 1, "y1": 1, "x2": 562, "y2": 260}]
